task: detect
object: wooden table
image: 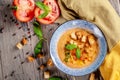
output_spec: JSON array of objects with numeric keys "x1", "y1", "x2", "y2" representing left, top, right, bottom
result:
[{"x1": 0, "y1": 0, "x2": 120, "y2": 80}]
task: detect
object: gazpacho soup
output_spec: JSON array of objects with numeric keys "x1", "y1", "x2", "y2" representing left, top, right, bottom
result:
[{"x1": 57, "y1": 28, "x2": 99, "y2": 68}]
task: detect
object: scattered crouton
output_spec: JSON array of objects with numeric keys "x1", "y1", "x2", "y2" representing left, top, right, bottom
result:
[
  {"x1": 37, "y1": 54, "x2": 44, "y2": 58},
  {"x1": 44, "y1": 71, "x2": 50, "y2": 79},
  {"x1": 16, "y1": 37, "x2": 28, "y2": 49},
  {"x1": 21, "y1": 38, "x2": 28, "y2": 45},
  {"x1": 16, "y1": 42, "x2": 23, "y2": 49},
  {"x1": 40, "y1": 64, "x2": 45, "y2": 70},
  {"x1": 47, "y1": 58, "x2": 53, "y2": 67},
  {"x1": 27, "y1": 56, "x2": 35, "y2": 62}
]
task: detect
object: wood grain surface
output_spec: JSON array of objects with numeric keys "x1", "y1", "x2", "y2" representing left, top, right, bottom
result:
[{"x1": 0, "y1": 0, "x2": 120, "y2": 80}]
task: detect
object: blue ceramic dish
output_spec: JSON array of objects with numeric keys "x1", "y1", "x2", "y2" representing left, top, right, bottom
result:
[{"x1": 50, "y1": 20, "x2": 107, "y2": 76}]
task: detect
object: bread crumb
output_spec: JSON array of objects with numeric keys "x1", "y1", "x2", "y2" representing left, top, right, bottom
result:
[
  {"x1": 47, "y1": 58, "x2": 53, "y2": 67},
  {"x1": 16, "y1": 37, "x2": 28, "y2": 49},
  {"x1": 44, "y1": 71, "x2": 50, "y2": 79},
  {"x1": 21, "y1": 38, "x2": 28, "y2": 45},
  {"x1": 37, "y1": 54, "x2": 44, "y2": 58},
  {"x1": 16, "y1": 42, "x2": 23, "y2": 49},
  {"x1": 27, "y1": 56, "x2": 35, "y2": 62},
  {"x1": 40, "y1": 64, "x2": 45, "y2": 70}
]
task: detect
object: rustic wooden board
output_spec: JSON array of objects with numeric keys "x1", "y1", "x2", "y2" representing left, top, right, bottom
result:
[{"x1": 0, "y1": 0, "x2": 120, "y2": 80}]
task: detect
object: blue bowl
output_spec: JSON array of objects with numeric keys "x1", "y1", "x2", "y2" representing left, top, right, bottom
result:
[{"x1": 50, "y1": 20, "x2": 107, "y2": 76}]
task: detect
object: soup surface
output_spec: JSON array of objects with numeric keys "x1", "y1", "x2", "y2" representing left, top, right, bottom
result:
[{"x1": 57, "y1": 28, "x2": 99, "y2": 68}]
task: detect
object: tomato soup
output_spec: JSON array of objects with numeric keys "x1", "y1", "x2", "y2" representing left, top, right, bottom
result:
[{"x1": 57, "y1": 28, "x2": 99, "y2": 68}]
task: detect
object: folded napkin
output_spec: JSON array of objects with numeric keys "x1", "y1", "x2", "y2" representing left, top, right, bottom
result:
[{"x1": 57, "y1": 0, "x2": 120, "y2": 80}]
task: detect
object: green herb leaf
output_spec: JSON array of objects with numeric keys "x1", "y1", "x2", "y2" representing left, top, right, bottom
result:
[
  {"x1": 64, "y1": 58, "x2": 68, "y2": 62},
  {"x1": 33, "y1": 21, "x2": 44, "y2": 56},
  {"x1": 35, "y1": 1, "x2": 50, "y2": 18},
  {"x1": 33, "y1": 21, "x2": 43, "y2": 39},
  {"x1": 65, "y1": 52, "x2": 70, "y2": 58},
  {"x1": 65, "y1": 51, "x2": 70, "y2": 56},
  {"x1": 64, "y1": 55, "x2": 71, "y2": 63},
  {"x1": 11, "y1": 6, "x2": 17, "y2": 10},
  {"x1": 38, "y1": 11, "x2": 49, "y2": 18},
  {"x1": 65, "y1": 44, "x2": 77, "y2": 50},
  {"x1": 49, "y1": 77, "x2": 62, "y2": 80},
  {"x1": 76, "y1": 48, "x2": 81, "y2": 59},
  {"x1": 64, "y1": 51, "x2": 71, "y2": 63},
  {"x1": 33, "y1": 21, "x2": 40, "y2": 27},
  {"x1": 34, "y1": 39, "x2": 43, "y2": 56},
  {"x1": 36, "y1": 2, "x2": 46, "y2": 10}
]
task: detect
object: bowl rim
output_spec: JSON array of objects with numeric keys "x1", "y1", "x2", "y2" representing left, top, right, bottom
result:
[{"x1": 50, "y1": 19, "x2": 107, "y2": 76}]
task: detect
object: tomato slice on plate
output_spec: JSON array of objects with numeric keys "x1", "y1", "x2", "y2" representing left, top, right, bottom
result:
[
  {"x1": 13, "y1": 0, "x2": 35, "y2": 22},
  {"x1": 34, "y1": 0, "x2": 60, "y2": 24}
]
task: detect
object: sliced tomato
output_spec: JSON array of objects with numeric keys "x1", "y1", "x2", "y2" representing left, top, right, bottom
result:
[
  {"x1": 34, "y1": 0, "x2": 60, "y2": 24},
  {"x1": 13, "y1": 0, "x2": 35, "y2": 22}
]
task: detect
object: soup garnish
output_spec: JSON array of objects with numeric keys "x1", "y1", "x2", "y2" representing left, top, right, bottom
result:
[{"x1": 57, "y1": 28, "x2": 99, "y2": 68}]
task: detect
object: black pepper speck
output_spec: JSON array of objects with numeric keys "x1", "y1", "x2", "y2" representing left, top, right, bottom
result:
[
  {"x1": 14, "y1": 20, "x2": 17, "y2": 23},
  {"x1": 56, "y1": 23, "x2": 60, "y2": 25},
  {"x1": 10, "y1": 16, "x2": 13, "y2": 19},
  {"x1": 27, "y1": 28, "x2": 30, "y2": 31},
  {"x1": 37, "y1": 67, "x2": 40, "y2": 70},
  {"x1": 21, "y1": 61, "x2": 24, "y2": 64},
  {"x1": 12, "y1": 33, "x2": 16, "y2": 36},
  {"x1": 7, "y1": 4, "x2": 10, "y2": 7},
  {"x1": 49, "y1": 28, "x2": 53, "y2": 32},
  {"x1": 4, "y1": 75, "x2": 7, "y2": 79},
  {"x1": 4, "y1": 14, "x2": 7, "y2": 17},
  {"x1": 16, "y1": 23, "x2": 19, "y2": 26},
  {"x1": 14, "y1": 56, "x2": 17, "y2": 59},
  {"x1": 12, "y1": 19, "x2": 15, "y2": 22},
  {"x1": 26, "y1": 52, "x2": 29, "y2": 55},
  {"x1": 0, "y1": 27, "x2": 4, "y2": 33},
  {"x1": 32, "y1": 33, "x2": 36, "y2": 36},
  {"x1": 10, "y1": 71, "x2": 15, "y2": 76},
  {"x1": 18, "y1": 27, "x2": 22, "y2": 29},
  {"x1": 28, "y1": 35, "x2": 31, "y2": 39},
  {"x1": 3, "y1": 19, "x2": 6, "y2": 22},
  {"x1": 28, "y1": 31, "x2": 30, "y2": 34}
]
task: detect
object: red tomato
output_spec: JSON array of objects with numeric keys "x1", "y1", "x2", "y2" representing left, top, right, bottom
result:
[
  {"x1": 70, "y1": 49, "x2": 76, "y2": 55},
  {"x1": 13, "y1": 0, "x2": 35, "y2": 22},
  {"x1": 34, "y1": 0, "x2": 60, "y2": 24}
]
